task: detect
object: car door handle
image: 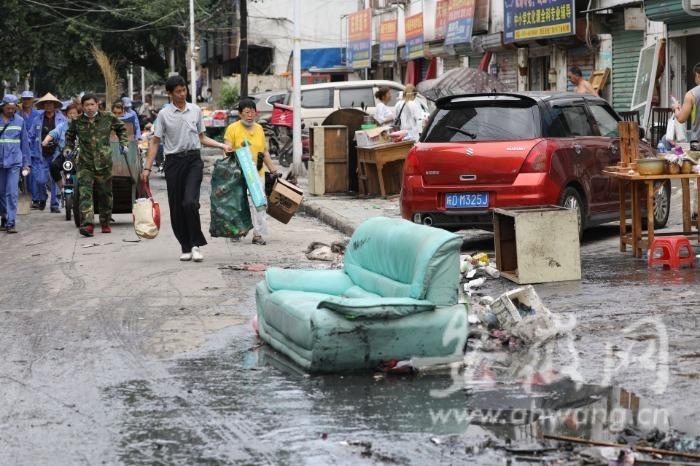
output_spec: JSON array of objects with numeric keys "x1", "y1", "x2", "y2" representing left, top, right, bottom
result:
[
  {"x1": 573, "y1": 143, "x2": 583, "y2": 154},
  {"x1": 609, "y1": 144, "x2": 618, "y2": 154}
]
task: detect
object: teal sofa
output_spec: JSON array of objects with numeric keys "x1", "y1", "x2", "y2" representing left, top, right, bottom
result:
[{"x1": 255, "y1": 217, "x2": 467, "y2": 372}]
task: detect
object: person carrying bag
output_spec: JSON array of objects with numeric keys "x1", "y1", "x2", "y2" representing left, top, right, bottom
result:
[{"x1": 133, "y1": 180, "x2": 160, "y2": 239}]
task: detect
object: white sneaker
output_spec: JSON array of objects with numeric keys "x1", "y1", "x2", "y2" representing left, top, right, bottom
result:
[
  {"x1": 191, "y1": 246, "x2": 203, "y2": 262},
  {"x1": 180, "y1": 252, "x2": 192, "y2": 261}
]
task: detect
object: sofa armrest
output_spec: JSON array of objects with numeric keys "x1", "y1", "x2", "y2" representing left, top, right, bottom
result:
[
  {"x1": 265, "y1": 268, "x2": 354, "y2": 296},
  {"x1": 317, "y1": 296, "x2": 435, "y2": 320}
]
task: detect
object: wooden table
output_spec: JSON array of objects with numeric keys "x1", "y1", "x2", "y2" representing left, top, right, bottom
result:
[
  {"x1": 356, "y1": 141, "x2": 414, "y2": 197},
  {"x1": 603, "y1": 170, "x2": 700, "y2": 258}
]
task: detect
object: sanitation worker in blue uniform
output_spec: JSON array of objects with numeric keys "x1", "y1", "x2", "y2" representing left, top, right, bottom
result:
[
  {"x1": 31, "y1": 93, "x2": 67, "y2": 212},
  {"x1": 0, "y1": 95, "x2": 32, "y2": 234}
]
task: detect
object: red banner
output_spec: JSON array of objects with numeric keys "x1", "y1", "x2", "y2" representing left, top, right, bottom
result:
[
  {"x1": 435, "y1": 0, "x2": 449, "y2": 40},
  {"x1": 404, "y1": 13, "x2": 424, "y2": 60},
  {"x1": 379, "y1": 19, "x2": 398, "y2": 62},
  {"x1": 348, "y1": 9, "x2": 371, "y2": 69}
]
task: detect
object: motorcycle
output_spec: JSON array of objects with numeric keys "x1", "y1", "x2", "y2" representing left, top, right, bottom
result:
[{"x1": 265, "y1": 104, "x2": 310, "y2": 168}]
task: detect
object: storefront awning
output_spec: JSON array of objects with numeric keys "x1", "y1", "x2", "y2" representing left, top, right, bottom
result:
[{"x1": 300, "y1": 48, "x2": 346, "y2": 70}]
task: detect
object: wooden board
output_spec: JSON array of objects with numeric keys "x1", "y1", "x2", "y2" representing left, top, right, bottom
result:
[
  {"x1": 311, "y1": 126, "x2": 348, "y2": 194},
  {"x1": 590, "y1": 68, "x2": 610, "y2": 94},
  {"x1": 603, "y1": 170, "x2": 700, "y2": 181}
]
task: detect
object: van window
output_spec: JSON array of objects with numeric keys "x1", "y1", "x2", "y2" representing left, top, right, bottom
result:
[
  {"x1": 339, "y1": 87, "x2": 374, "y2": 108},
  {"x1": 301, "y1": 89, "x2": 333, "y2": 108}
]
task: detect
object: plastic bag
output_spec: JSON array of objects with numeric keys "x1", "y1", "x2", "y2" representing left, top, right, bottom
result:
[
  {"x1": 235, "y1": 142, "x2": 267, "y2": 211},
  {"x1": 209, "y1": 155, "x2": 253, "y2": 238},
  {"x1": 133, "y1": 181, "x2": 160, "y2": 239},
  {"x1": 666, "y1": 116, "x2": 688, "y2": 143}
]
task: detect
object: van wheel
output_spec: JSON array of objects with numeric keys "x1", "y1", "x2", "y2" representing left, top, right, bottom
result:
[{"x1": 559, "y1": 187, "x2": 584, "y2": 239}]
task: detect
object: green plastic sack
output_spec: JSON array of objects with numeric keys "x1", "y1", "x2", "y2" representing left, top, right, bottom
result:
[{"x1": 210, "y1": 155, "x2": 253, "y2": 238}]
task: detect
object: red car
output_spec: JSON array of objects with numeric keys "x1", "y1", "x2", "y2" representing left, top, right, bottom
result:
[{"x1": 401, "y1": 92, "x2": 670, "y2": 236}]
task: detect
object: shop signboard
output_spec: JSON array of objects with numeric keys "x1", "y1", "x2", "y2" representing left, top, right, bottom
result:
[
  {"x1": 445, "y1": 0, "x2": 476, "y2": 46},
  {"x1": 348, "y1": 9, "x2": 371, "y2": 69},
  {"x1": 504, "y1": 0, "x2": 576, "y2": 44},
  {"x1": 435, "y1": 0, "x2": 449, "y2": 40},
  {"x1": 405, "y1": 13, "x2": 425, "y2": 60},
  {"x1": 379, "y1": 19, "x2": 398, "y2": 62}
]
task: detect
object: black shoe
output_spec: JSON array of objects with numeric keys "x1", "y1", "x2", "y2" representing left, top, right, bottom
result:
[
  {"x1": 38, "y1": 201, "x2": 46, "y2": 211},
  {"x1": 31, "y1": 201, "x2": 40, "y2": 210},
  {"x1": 0, "y1": 218, "x2": 6, "y2": 231},
  {"x1": 6, "y1": 226, "x2": 17, "y2": 234},
  {"x1": 50, "y1": 207, "x2": 60, "y2": 213}
]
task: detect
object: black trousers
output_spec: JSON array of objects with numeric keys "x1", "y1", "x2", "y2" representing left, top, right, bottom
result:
[{"x1": 164, "y1": 151, "x2": 207, "y2": 253}]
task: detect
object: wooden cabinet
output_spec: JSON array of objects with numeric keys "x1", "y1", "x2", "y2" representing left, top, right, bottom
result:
[
  {"x1": 309, "y1": 126, "x2": 349, "y2": 195},
  {"x1": 356, "y1": 141, "x2": 414, "y2": 197}
]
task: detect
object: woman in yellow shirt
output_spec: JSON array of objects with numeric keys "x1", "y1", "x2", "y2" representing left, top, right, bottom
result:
[{"x1": 223, "y1": 98, "x2": 279, "y2": 245}]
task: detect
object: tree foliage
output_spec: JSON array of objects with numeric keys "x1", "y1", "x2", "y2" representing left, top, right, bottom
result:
[{"x1": 1, "y1": 0, "x2": 233, "y2": 96}]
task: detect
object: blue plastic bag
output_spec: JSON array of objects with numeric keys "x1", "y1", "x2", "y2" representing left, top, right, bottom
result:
[{"x1": 235, "y1": 141, "x2": 267, "y2": 211}]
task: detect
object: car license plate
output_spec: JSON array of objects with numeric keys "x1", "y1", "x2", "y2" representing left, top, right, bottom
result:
[{"x1": 445, "y1": 192, "x2": 489, "y2": 209}]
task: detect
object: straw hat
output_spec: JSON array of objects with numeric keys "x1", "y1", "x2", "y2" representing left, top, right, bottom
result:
[{"x1": 35, "y1": 92, "x2": 62, "y2": 110}]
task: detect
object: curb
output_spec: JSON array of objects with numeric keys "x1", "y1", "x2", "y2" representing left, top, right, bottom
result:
[{"x1": 299, "y1": 201, "x2": 357, "y2": 237}]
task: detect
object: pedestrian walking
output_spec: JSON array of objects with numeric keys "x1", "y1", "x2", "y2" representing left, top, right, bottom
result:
[
  {"x1": 223, "y1": 98, "x2": 279, "y2": 246},
  {"x1": 0, "y1": 95, "x2": 32, "y2": 234},
  {"x1": 121, "y1": 97, "x2": 141, "y2": 140},
  {"x1": 19, "y1": 91, "x2": 40, "y2": 198},
  {"x1": 394, "y1": 84, "x2": 424, "y2": 141},
  {"x1": 64, "y1": 93, "x2": 128, "y2": 237},
  {"x1": 141, "y1": 75, "x2": 232, "y2": 262},
  {"x1": 32, "y1": 93, "x2": 67, "y2": 212}
]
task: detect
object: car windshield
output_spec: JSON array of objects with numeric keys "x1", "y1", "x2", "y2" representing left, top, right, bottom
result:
[{"x1": 422, "y1": 99, "x2": 539, "y2": 142}]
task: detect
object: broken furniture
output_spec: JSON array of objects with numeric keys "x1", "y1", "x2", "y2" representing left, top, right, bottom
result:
[
  {"x1": 589, "y1": 68, "x2": 610, "y2": 95},
  {"x1": 308, "y1": 126, "x2": 349, "y2": 195},
  {"x1": 356, "y1": 141, "x2": 414, "y2": 197},
  {"x1": 493, "y1": 206, "x2": 581, "y2": 284},
  {"x1": 255, "y1": 216, "x2": 467, "y2": 372}
]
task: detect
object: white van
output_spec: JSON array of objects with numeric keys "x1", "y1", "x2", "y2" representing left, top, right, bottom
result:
[{"x1": 283, "y1": 80, "x2": 428, "y2": 127}]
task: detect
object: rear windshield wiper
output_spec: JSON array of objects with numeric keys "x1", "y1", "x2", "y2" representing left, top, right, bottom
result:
[{"x1": 446, "y1": 126, "x2": 476, "y2": 139}]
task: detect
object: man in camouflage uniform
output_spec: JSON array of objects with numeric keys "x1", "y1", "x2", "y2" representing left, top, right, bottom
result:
[{"x1": 64, "y1": 93, "x2": 127, "y2": 237}]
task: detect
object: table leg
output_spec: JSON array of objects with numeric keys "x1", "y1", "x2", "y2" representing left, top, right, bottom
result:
[
  {"x1": 646, "y1": 180, "x2": 654, "y2": 255},
  {"x1": 632, "y1": 181, "x2": 639, "y2": 257},
  {"x1": 619, "y1": 181, "x2": 626, "y2": 252},
  {"x1": 376, "y1": 162, "x2": 386, "y2": 197},
  {"x1": 682, "y1": 178, "x2": 691, "y2": 233}
]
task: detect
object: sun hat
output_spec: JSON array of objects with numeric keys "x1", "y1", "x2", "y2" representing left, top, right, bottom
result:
[{"x1": 35, "y1": 92, "x2": 62, "y2": 110}]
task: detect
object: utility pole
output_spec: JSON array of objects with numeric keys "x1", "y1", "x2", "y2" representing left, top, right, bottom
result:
[
  {"x1": 128, "y1": 65, "x2": 134, "y2": 100},
  {"x1": 189, "y1": 0, "x2": 197, "y2": 103},
  {"x1": 240, "y1": 0, "x2": 248, "y2": 98},
  {"x1": 141, "y1": 66, "x2": 146, "y2": 104},
  {"x1": 291, "y1": 0, "x2": 305, "y2": 176}
]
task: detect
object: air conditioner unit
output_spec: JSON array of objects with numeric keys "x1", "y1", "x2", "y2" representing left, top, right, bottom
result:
[
  {"x1": 387, "y1": 0, "x2": 408, "y2": 6},
  {"x1": 683, "y1": 0, "x2": 700, "y2": 14}
]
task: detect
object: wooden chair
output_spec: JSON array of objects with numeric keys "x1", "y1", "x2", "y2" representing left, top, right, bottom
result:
[
  {"x1": 649, "y1": 107, "x2": 674, "y2": 148},
  {"x1": 619, "y1": 110, "x2": 640, "y2": 125}
]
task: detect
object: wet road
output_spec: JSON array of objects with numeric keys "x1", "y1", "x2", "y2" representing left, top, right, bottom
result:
[{"x1": 1, "y1": 175, "x2": 699, "y2": 465}]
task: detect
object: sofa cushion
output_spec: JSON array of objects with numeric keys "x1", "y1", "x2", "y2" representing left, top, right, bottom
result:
[
  {"x1": 265, "y1": 268, "x2": 353, "y2": 296},
  {"x1": 317, "y1": 297, "x2": 435, "y2": 320},
  {"x1": 343, "y1": 217, "x2": 462, "y2": 305},
  {"x1": 263, "y1": 290, "x2": 331, "y2": 350},
  {"x1": 341, "y1": 285, "x2": 381, "y2": 299}
]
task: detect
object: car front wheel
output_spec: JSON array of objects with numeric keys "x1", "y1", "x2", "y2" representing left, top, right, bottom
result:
[
  {"x1": 559, "y1": 186, "x2": 584, "y2": 239},
  {"x1": 652, "y1": 180, "x2": 671, "y2": 228}
]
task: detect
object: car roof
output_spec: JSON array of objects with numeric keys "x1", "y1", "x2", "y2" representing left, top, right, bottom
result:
[
  {"x1": 436, "y1": 91, "x2": 609, "y2": 106},
  {"x1": 300, "y1": 80, "x2": 404, "y2": 91}
]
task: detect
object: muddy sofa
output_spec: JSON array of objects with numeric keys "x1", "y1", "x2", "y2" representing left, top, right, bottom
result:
[{"x1": 255, "y1": 217, "x2": 468, "y2": 372}]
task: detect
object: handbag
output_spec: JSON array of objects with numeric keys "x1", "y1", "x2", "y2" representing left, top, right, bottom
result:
[
  {"x1": 391, "y1": 101, "x2": 407, "y2": 131},
  {"x1": 132, "y1": 180, "x2": 161, "y2": 239}
]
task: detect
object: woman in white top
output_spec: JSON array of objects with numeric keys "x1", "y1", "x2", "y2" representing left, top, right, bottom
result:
[
  {"x1": 373, "y1": 87, "x2": 395, "y2": 125},
  {"x1": 394, "y1": 84, "x2": 424, "y2": 141}
]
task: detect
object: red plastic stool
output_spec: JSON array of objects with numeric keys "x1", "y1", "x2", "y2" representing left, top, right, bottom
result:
[{"x1": 648, "y1": 236, "x2": 696, "y2": 269}]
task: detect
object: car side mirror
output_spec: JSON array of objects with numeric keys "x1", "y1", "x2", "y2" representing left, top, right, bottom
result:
[{"x1": 639, "y1": 127, "x2": 646, "y2": 140}]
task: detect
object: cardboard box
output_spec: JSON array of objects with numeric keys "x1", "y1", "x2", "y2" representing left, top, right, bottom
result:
[
  {"x1": 355, "y1": 126, "x2": 391, "y2": 148},
  {"x1": 267, "y1": 178, "x2": 304, "y2": 224}
]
